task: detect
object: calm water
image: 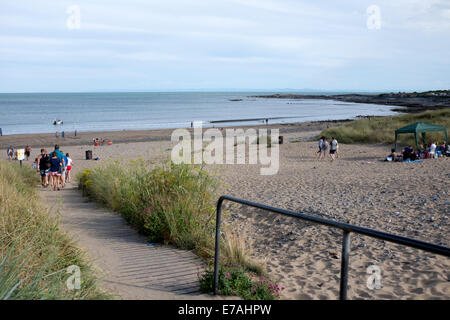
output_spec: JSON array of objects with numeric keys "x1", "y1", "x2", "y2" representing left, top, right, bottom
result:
[{"x1": 0, "y1": 92, "x2": 400, "y2": 135}]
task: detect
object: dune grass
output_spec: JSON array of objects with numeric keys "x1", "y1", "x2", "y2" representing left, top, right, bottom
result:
[
  {"x1": 0, "y1": 160, "x2": 108, "y2": 300},
  {"x1": 320, "y1": 108, "x2": 450, "y2": 146},
  {"x1": 79, "y1": 160, "x2": 277, "y2": 299}
]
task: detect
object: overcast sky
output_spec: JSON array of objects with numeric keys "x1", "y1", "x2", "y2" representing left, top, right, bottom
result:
[{"x1": 1, "y1": 0, "x2": 449, "y2": 93}]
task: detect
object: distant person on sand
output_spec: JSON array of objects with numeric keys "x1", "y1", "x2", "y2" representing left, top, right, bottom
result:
[
  {"x1": 317, "y1": 136, "x2": 324, "y2": 159},
  {"x1": 49, "y1": 152, "x2": 62, "y2": 191},
  {"x1": 330, "y1": 137, "x2": 338, "y2": 161},
  {"x1": 428, "y1": 141, "x2": 437, "y2": 158},
  {"x1": 319, "y1": 137, "x2": 328, "y2": 160},
  {"x1": 7, "y1": 145, "x2": 14, "y2": 161},
  {"x1": 37, "y1": 149, "x2": 50, "y2": 187},
  {"x1": 65, "y1": 153, "x2": 73, "y2": 183},
  {"x1": 25, "y1": 144, "x2": 31, "y2": 160},
  {"x1": 32, "y1": 158, "x2": 38, "y2": 170}
]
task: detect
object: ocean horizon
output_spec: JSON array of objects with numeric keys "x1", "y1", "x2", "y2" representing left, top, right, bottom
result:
[{"x1": 0, "y1": 92, "x2": 400, "y2": 135}]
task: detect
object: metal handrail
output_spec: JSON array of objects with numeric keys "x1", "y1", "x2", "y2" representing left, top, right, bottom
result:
[{"x1": 213, "y1": 195, "x2": 450, "y2": 300}]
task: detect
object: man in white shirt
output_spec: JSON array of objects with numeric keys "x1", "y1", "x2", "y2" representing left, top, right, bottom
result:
[{"x1": 429, "y1": 142, "x2": 437, "y2": 158}]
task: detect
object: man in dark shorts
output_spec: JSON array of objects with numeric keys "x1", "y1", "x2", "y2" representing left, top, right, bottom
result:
[{"x1": 37, "y1": 149, "x2": 50, "y2": 187}]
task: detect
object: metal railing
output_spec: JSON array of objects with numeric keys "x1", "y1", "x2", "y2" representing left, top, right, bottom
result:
[{"x1": 213, "y1": 195, "x2": 450, "y2": 300}]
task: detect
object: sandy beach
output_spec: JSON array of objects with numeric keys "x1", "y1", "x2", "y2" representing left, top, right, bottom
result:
[{"x1": 3, "y1": 120, "x2": 449, "y2": 300}]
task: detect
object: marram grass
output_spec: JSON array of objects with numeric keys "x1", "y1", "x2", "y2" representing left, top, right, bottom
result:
[
  {"x1": 79, "y1": 160, "x2": 277, "y2": 299},
  {"x1": 0, "y1": 160, "x2": 109, "y2": 300},
  {"x1": 320, "y1": 108, "x2": 450, "y2": 146}
]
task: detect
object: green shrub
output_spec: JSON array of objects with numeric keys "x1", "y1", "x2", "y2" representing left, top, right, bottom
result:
[
  {"x1": 199, "y1": 258, "x2": 281, "y2": 300},
  {"x1": 79, "y1": 160, "x2": 217, "y2": 255},
  {"x1": 79, "y1": 160, "x2": 272, "y2": 299}
]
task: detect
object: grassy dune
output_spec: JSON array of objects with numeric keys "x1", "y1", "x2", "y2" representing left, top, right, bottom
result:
[
  {"x1": 0, "y1": 160, "x2": 108, "y2": 299},
  {"x1": 321, "y1": 108, "x2": 449, "y2": 145},
  {"x1": 79, "y1": 160, "x2": 280, "y2": 299}
]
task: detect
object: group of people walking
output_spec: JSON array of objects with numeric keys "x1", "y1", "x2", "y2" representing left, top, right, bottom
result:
[
  {"x1": 317, "y1": 136, "x2": 339, "y2": 161},
  {"x1": 36, "y1": 145, "x2": 73, "y2": 191}
]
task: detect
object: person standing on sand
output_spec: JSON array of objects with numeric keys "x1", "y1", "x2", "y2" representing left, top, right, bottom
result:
[
  {"x1": 7, "y1": 145, "x2": 14, "y2": 161},
  {"x1": 25, "y1": 144, "x2": 31, "y2": 160},
  {"x1": 319, "y1": 137, "x2": 328, "y2": 160},
  {"x1": 49, "y1": 152, "x2": 62, "y2": 191},
  {"x1": 429, "y1": 142, "x2": 437, "y2": 158},
  {"x1": 330, "y1": 137, "x2": 338, "y2": 161},
  {"x1": 32, "y1": 158, "x2": 38, "y2": 170}
]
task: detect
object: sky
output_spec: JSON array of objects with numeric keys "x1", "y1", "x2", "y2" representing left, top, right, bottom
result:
[{"x1": 0, "y1": 0, "x2": 449, "y2": 93}]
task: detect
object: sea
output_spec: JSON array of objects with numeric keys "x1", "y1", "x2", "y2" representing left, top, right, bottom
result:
[{"x1": 0, "y1": 92, "x2": 400, "y2": 135}]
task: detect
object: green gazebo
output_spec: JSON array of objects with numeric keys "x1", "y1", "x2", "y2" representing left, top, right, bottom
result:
[{"x1": 394, "y1": 122, "x2": 448, "y2": 150}]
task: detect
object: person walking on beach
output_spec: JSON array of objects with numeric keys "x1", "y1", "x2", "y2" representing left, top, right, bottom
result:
[
  {"x1": 330, "y1": 137, "x2": 338, "y2": 161},
  {"x1": 317, "y1": 137, "x2": 324, "y2": 159},
  {"x1": 319, "y1": 137, "x2": 328, "y2": 160},
  {"x1": 25, "y1": 144, "x2": 31, "y2": 160},
  {"x1": 61, "y1": 152, "x2": 68, "y2": 187},
  {"x1": 37, "y1": 149, "x2": 50, "y2": 187},
  {"x1": 53, "y1": 145, "x2": 66, "y2": 188},
  {"x1": 49, "y1": 152, "x2": 62, "y2": 191},
  {"x1": 65, "y1": 153, "x2": 73, "y2": 183},
  {"x1": 7, "y1": 145, "x2": 14, "y2": 161}
]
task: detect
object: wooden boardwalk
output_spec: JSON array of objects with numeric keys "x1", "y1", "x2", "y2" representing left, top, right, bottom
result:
[{"x1": 41, "y1": 185, "x2": 221, "y2": 299}]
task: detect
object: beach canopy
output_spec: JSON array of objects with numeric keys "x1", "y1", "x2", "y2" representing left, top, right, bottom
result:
[{"x1": 394, "y1": 122, "x2": 448, "y2": 149}]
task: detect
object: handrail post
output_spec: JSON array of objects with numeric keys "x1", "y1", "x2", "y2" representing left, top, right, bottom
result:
[
  {"x1": 339, "y1": 230, "x2": 351, "y2": 300},
  {"x1": 213, "y1": 197, "x2": 223, "y2": 295}
]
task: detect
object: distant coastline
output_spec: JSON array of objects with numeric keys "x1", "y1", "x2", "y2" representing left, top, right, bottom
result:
[
  {"x1": 250, "y1": 90, "x2": 450, "y2": 113},
  {"x1": 0, "y1": 92, "x2": 400, "y2": 135}
]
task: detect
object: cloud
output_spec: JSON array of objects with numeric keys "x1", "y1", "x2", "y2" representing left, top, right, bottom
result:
[{"x1": 0, "y1": 0, "x2": 449, "y2": 92}]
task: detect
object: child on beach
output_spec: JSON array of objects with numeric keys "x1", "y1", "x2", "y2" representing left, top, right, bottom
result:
[
  {"x1": 49, "y1": 152, "x2": 62, "y2": 191},
  {"x1": 429, "y1": 142, "x2": 437, "y2": 158},
  {"x1": 65, "y1": 153, "x2": 73, "y2": 183},
  {"x1": 32, "y1": 158, "x2": 38, "y2": 170}
]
